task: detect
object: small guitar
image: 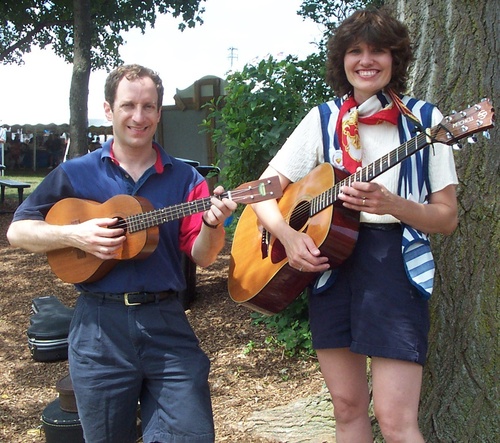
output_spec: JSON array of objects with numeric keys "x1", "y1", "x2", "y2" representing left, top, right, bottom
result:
[
  {"x1": 46, "y1": 177, "x2": 282, "y2": 284},
  {"x1": 228, "y1": 99, "x2": 495, "y2": 314}
]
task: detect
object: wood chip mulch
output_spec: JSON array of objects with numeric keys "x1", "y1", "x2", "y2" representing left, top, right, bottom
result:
[{"x1": 0, "y1": 208, "x2": 324, "y2": 442}]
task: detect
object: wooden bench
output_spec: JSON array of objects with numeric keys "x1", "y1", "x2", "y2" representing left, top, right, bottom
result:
[{"x1": 0, "y1": 179, "x2": 31, "y2": 206}]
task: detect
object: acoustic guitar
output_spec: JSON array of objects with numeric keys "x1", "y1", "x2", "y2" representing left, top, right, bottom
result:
[
  {"x1": 228, "y1": 99, "x2": 495, "y2": 315},
  {"x1": 46, "y1": 176, "x2": 282, "y2": 284}
]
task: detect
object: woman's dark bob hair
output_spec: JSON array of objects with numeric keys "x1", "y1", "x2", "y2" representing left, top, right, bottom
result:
[{"x1": 326, "y1": 7, "x2": 414, "y2": 97}]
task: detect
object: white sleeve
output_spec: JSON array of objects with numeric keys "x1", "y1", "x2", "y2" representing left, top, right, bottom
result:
[{"x1": 269, "y1": 107, "x2": 324, "y2": 182}]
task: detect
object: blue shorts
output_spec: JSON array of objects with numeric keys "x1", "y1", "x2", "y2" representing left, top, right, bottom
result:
[
  {"x1": 68, "y1": 294, "x2": 214, "y2": 443},
  {"x1": 309, "y1": 224, "x2": 430, "y2": 365}
]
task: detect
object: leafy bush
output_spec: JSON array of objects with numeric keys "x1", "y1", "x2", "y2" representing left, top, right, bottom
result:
[
  {"x1": 202, "y1": 53, "x2": 330, "y2": 191},
  {"x1": 251, "y1": 291, "x2": 314, "y2": 358}
]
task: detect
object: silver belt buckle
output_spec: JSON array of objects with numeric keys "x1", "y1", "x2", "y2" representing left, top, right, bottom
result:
[{"x1": 124, "y1": 292, "x2": 142, "y2": 306}]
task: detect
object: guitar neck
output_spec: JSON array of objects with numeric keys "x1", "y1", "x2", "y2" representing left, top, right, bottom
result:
[
  {"x1": 311, "y1": 131, "x2": 430, "y2": 216},
  {"x1": 126, "y1": 197, "x2": 213, "y2": 233},
  {"x1": 124, "y1": 176, "x2": 283, "y2": 233}
]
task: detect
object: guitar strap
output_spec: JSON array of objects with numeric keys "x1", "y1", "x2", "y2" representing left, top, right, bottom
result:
[
  {"x1": 387, "y1": 89, "x2": 426, "y2": 133},
  {"x1": 397, "y1": 96, "x2": 435, "y2": 299},
  {"x1": 313, "y1": 101, "x2": 341, "y2": 295}
]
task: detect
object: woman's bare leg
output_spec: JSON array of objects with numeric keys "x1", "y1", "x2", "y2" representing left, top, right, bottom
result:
[
  {"x1": 371, "y1": 357, "x2": 425, "y2": 443},
  {"x1": 317, "y1": 348, "x2": 373, "y2": 443}
]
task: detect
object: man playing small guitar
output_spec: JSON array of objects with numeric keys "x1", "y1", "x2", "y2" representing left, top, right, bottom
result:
[
  {"x1": 7, "y1": 64, "x2": 237, "y2": 443},
  {"x1": 248, "y1": 8, "x2": 459, "y2": 443}
]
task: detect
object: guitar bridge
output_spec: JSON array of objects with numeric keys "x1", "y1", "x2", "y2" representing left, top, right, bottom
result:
[{"x1": 261, "y1": 228, "x2": 269, "y2": 259}]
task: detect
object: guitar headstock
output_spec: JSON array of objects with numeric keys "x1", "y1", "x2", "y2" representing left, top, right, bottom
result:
[
  {"x1": 230, "y1": 176, "x2": 283, "y2": 204},
  {"x1": 433, "y1": 98, "x2": 495, "y2": 146}
]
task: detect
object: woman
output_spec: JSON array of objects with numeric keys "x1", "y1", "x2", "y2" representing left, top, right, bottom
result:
[{"x1": 251, "y1": 8, "x2": 458, "y2": 443}]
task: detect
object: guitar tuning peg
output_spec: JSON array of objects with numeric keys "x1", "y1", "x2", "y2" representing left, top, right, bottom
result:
[
  {"x1": 452, "y1": 142, "x2": 463, "y2": 151},
  {"x1": 483, "y1": 130, "x2": 491, "y2": 140},
  {"x1": 467, "y1": 135, "x2": 478, "y2": 144}
]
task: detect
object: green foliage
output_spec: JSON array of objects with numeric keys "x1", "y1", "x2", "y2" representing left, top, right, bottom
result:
[
  {"x1": 251, "y1": 292, "x2": 313, "y2": 358},
  {"x1": 202, "y1": 52, "x2": 331, "y2": 191},
  {"x1": 298, "y1": 0, "x2": 385, "y2": 32},
  {"x1": 0, "y1": 0, "x2": 205, "y2": 68},
  {"x1": 242, "y1": 340, "x2": 256, "y2": 355}
]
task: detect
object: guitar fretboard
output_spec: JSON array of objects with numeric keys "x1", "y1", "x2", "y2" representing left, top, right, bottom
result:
[
  {"x1": 310, "y1": 131, "x2": 431, "y2": 217},
  {"x1": 122, "y1": 176, "x2": 282, "y2": 233},
  {"x1": 126, "y1": 197, "x2": 214, "y2": 233}
]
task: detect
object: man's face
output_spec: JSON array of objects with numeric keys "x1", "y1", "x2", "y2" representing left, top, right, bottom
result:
[{"x1": 104, "y1": 76, "x2": 161, "y2": 150}]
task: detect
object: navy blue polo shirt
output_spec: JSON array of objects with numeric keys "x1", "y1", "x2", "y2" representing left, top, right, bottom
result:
[{"x1": 13, "y1": 140, "x2": 208, "y2": 293}]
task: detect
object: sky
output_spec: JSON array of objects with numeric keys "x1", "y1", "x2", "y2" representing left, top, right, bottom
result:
[{"x1": 1, "y1": 0, "x2": 322, "y2": 125}]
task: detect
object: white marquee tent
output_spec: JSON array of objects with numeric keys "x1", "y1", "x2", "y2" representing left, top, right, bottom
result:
[{"x1": 1, "y1": 119, "x2": 112, "y2": 171}]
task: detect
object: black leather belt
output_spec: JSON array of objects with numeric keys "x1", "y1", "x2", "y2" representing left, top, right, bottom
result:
[
  {"x1": 359, "y1": 223, "x2": 401, "y2": 231},
  {"x1": 81, "y1": 291, "x2": 176, "y2": 306}
]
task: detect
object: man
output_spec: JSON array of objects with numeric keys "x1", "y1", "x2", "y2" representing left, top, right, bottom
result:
[{"x1": 7, "y1": 64, "x2": 237, "y2": 443}]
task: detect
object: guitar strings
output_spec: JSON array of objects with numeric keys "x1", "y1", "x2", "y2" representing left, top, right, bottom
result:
[
  {"x1": 111, "y1": 130, "x2": 424, "y2": 233},
  {"x1": 286, "y1": 131, "x2": 431, "y2": 226},
  {"x1": 107, "y1": 184, "x2": 272, "y2": 231},
  {"x1": 273, "y1": 102, "x2": 490, "y2": 231}
]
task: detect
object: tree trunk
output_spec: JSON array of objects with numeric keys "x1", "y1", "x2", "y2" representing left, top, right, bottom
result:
[
  {"x1": 69, "y1": 0, "x2": 92, "y2": 158},
  {"x1": 385, "y1": 0, "x2": 499, "y2": 441}
]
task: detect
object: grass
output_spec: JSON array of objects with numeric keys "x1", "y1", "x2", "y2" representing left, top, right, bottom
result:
[{"x1": 1, "y1": 168, "x2": 48, "y2": 203}]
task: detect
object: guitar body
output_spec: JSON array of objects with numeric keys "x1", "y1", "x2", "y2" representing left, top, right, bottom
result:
[
  {"x1": 46, "y1": 195, "x2": 159, "y2": 284},
  {"x1": 228, "y1": 163, "x2": 359, "y2": 314}
]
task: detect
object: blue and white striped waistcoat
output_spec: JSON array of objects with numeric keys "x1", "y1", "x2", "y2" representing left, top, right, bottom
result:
[{"x1": 317, "y1": 93, "x2": 435, "y2": 299}]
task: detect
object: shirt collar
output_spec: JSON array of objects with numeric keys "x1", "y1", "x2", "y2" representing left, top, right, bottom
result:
[{"x1": 101, "y1": 139, "x2": 170, "y2": 174}]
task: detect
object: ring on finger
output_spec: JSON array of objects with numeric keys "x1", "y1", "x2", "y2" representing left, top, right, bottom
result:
[{"x1": 362, "y1": 197, "x2": 366, "y2": 205}]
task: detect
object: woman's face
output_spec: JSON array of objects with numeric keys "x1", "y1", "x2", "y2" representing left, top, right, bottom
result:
[{"x1": 344, "y1": 41, "x2": 392, "y2": 104}]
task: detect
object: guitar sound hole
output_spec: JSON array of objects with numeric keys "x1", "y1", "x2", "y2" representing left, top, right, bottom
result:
[
  {"x1": 111, "y1": 217, "x2": 127, "y2": 234},
  {"x1": 289, "y1": 201, "x2": 310, "y2": 232}
]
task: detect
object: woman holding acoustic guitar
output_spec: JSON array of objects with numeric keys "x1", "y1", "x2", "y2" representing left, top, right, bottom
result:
[{"x1": 251, "y1": 7, "x2": 458, "y2": 443}]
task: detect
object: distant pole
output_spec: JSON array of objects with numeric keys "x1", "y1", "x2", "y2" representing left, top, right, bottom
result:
[
  {"x1": 0, "y1": 124, "x2": 5, "y2": 174},
  {"x1": 228, "y1": 47, "x2": 238, "y2": 69}
]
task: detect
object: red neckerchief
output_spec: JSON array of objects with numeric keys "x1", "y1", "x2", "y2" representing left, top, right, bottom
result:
[{"x1": 335, "y1": 92, "x2": 401, "y2": 173}]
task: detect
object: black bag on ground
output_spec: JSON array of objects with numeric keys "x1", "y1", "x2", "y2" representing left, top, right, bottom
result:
[
  {"x1": 27, "y1": 295, "x2": 74, "y2": 362},
  {"x1": 41, "y1": 397, "x2": 84, "y2": 443}
]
